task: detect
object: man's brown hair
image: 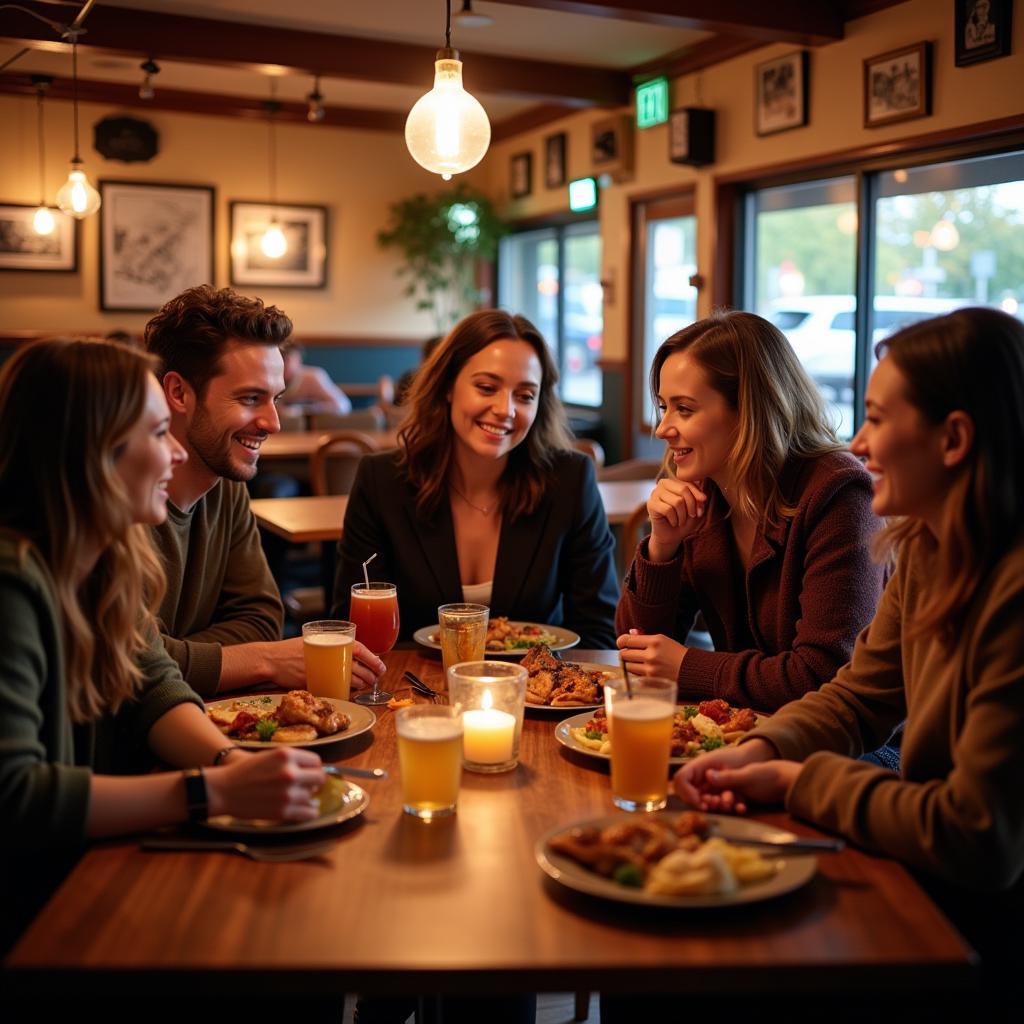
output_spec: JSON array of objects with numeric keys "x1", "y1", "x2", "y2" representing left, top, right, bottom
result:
[{"x1": 144, "y1": 285, "x2": 292, "y2": 396}]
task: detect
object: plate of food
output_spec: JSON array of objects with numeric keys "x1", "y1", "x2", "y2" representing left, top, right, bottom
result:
[
  {"x1": 413, "y1": 617, "x2": 580, "y2": 657},
  {"x1": 523, "y1": 644, "x2": 620, "y2": 713},
  {"x1": 205, "y1": 690, "x2": 375, "y2": 749},
  {"x1": 202, "y1": 776, "x2": 369, "y2": 835},
  {"x1": 536, "y1": 810, "x2": 816, "y2": 908},
  {"x1": 555, "y1": 698, "x2": 762, "y2": 762}
]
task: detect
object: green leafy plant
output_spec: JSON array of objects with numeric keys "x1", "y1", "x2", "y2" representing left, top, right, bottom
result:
[{"x1": 377, "y1": 184, "x2": 506, "y2": 332}]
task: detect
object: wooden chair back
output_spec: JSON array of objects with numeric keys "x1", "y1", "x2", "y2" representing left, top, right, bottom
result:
[
  {"x1": 310, "y1": 431, "x2": 377, "y2": 496},
  {"x1": 573, "y1": 438, "x2": 606, "y2": 469},
  {"x1": 597, "y1": 457, "x2": 663, "y2": 482},
  {"x1": 310, "y1": 408, "x2": 385, "y2": 432}
]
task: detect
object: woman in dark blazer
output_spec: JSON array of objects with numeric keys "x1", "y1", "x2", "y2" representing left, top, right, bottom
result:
[{"x1": 332, "y1": 310, "x2": 618, "y2": 649}]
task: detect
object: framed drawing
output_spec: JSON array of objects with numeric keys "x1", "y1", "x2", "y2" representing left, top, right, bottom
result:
[
  {"x1": 955, "y1": 0, "x2": 1012, "y2": 66},
  {"x1": 0, "y1": 203, "x2": 76, "y2": 271},
  {"x1": 755, "y1": 51, "x2": 808, "y2": 136},
  {"x1": 544, "y1": 133, "x2": 567, "y2": 189},
  {"x1": 590, "y1": 114, "x2": 634, "y2": 179},
  {"x1": 864, "y1": 42, "x2": 932, "y2": 128},
  {"x1": 99, "y1": 181, "x2": 214, "y2": 312},
  {"x1": 229, "y1": 202, "x2": 328, "y2": 288},
  {"x1": 510, "y1": 152, "x2": 533, "y2": 199}
]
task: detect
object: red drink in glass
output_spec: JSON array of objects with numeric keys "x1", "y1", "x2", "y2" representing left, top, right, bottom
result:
[{"x1": 350, "y1": 583, "x2": 399, "y2": 655}]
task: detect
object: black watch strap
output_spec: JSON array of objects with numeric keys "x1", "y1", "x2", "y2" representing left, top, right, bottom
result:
[{"x1": 182, "y1": 767, "x2": 208, "y2": 822}]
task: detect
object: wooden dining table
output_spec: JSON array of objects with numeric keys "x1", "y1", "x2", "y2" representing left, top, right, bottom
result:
[
  {"x1": 260, "y1": 428, "x2": 400, "y2": 461},
  {"x1": 251, "y1": 479, "x2": 654, "y2": 544},
  {"x1": 5, "y1": 648, "x2": 976, "y2": 999}
]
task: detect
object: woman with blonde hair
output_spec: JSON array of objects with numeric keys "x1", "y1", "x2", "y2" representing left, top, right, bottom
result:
[
  {"x1": 675, "y1": 307, "x2": 1024, "y2": 1004},
  {"x1": 0, "y1": 338, "x2": 326, "y2": 951},
  {"x1": 616, "y1": 310, "x2": 883, "y2": 710},
  {"x1": 333, "y1": 309, "x2": 618, "y2": 648}
]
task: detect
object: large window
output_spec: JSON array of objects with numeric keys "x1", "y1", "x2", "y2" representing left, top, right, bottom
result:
[
  {"x1": 741, "y1": 147, "x2": 1024, "y2": 438},
  {"x1": 498, "y1": 221, "x2": 602, "y2": 406}
]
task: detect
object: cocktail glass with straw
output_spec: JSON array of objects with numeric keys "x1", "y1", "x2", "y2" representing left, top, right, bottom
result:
[{"x1": 351, "y1": 553, "x2": 399, "y2": 706}]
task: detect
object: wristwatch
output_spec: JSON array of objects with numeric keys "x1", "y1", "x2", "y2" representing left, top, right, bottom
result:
[{"x1": 182, "y1": 767, "x2": 208, "y2": 822}]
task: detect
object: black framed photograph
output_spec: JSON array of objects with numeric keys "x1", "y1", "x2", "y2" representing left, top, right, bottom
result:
[
  {"x1": 229, "y1": 201, "x2": 328, "y2": 289},
  {"x1": 864, "y1": 42, "x2": 933, "y2": 128},
  {"x1": 0, "y1": 203, "x2": 77, "y2": 272},
  {"x1": 590, "y1": 114, "x2": 634, "y2": 179},
  {"x1": 99, "y1": 180, "x2": 214, "y2": 311},
  {"x1": 955, "y1": 0, "x2": 1013, "y2": 66},
  {"x1": 510, "y1": 152, "x2": 533, "y2": 199},
  {"x1": 755, "y1": 51, "x2": 809, "y2": 136},
  {"x1": 544, "y1": 133, "x2": 567, "y2": 189}
]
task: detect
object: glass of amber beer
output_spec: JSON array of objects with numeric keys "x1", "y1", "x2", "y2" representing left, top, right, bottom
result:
[
  {"x1": 604, "y1": 676, "x2": 676, "y2": 812},
  {"x1": 302, "y1": 620, "x2": 356, "y2": 701},
  {"x1": 437, "y1": 603, "x2": 489, "y2": 676},
  {"x1": 350, "y1": 582, "x2": 400, "y2": 705},
  {"x1": 396, "y1": 704, "x2": 464, "y2": 819}
]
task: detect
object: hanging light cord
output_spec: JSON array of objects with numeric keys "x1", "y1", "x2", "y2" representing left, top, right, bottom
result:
[
  {"x1": 70, "y1": 36, "x2": 81, "y2": 163},
  {"x1": 36, "y1": 82, "x2": 46, "y2": 204},
  {"x1": 267, "y1": 82, "x2": 279, "y2": 206},
  {"x1": 445, "y1": 0, "x2": 452, "y2": 48}
]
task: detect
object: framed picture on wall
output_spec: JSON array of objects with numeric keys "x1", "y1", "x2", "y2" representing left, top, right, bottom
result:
[
  {"x1": 544, "y1": 133, "x2": 567, "y2": 189},
  {"x1": 99, "y1": 180, "x2": 214, "y2": 311},
  {"x1": 510, "y1": 152, "x2": 533, "y2": 199},
  {"x1": 955, "y1": 0, "x2": 1013, "y2": 66},
  {"x1": 863, "y1": 42, "x2": 932, "y2": 128},
  {"x1": 229, "y1": 201, "x2": 328, "y2": 288},
  {"x1": 0, "y1": 203, "x2": 77, "y2": 271},
  {"x1": 755, "y1": 51, "x2": 808, "y2": 136}
]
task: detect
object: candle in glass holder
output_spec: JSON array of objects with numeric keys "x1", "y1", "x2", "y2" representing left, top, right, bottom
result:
[{"x1": 447, "y1": 661, "x2": 526, "y2": 773}]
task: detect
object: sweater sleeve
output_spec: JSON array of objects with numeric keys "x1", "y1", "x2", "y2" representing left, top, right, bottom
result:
[
  {"x1": 560, "y1": 456, "x2": 619, "y2": 649},
  {"x1": 332, "y1": 456, "x2": 395, "y2": 618},
  {"x1": 785, "y1": 562, "x2": 1024, "y2": 889},
  {"x1": 676, "y1": 471, "x2": 882, "y2": 709},
  {"x1": 0, "y1": 574, "x2": 91, "y2": 853},
  {"x1": 160, "y1": 485, "x2": 283, "y2": 699},
  {"x1": 615, "y1": 535, "x2": 700, "y2": 642}
]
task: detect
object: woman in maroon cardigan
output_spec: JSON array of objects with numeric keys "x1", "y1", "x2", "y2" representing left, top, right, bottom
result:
[{"x1": 616, "y1": 310, "x2": 883, "y2": 711}]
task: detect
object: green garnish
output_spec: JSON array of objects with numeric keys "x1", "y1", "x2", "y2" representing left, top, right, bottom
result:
[
  {"x1": 256, "y1": 719, "x2": 278, "y2": 742},
  {"x1": 682, "y1": 705, "x2": 698, "y2": 719},
  {"x1": 613, "y1": 863, "x2": 644, "y2": 888},
  {"x1": 584, "y1": 729, "x2": 605, "y2": 741},
  {"x1": 701, "y1": 736, "x2": 723, "y2": 751}
]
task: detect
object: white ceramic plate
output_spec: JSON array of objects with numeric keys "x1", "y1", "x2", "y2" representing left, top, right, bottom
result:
[
  {"x1": 202, "y1": 779, "x2": 370, "y2": 835},
  {"x1": 536, "y1": 811, "x2": 817, "y2": 908},
  {"x1": 554, "y1": 707, "x2": 765, "y2": 762},
  {"x1": 204, "y1": 693, "x2": 376, "y2": 750},
  {"x1": 412, "y1": 621, "x2": 580, "y2": 657},
  {"x1": 524, "y1": 661, "x2": 621, "y2": 714}
]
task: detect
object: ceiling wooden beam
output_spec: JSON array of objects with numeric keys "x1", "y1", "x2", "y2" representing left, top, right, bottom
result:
[
  {"x1": 629, "y1": 34, "x2": 763, "y2": 82},
  {"x1": 0, "y1": 1, "x2": 631, "y2": 107},
  {"x1": 494, "y1": 1, "x2": 843, "y2": 44},
  {"x1": 0, "y1": 72, "x2": 408, "y2": 130}
]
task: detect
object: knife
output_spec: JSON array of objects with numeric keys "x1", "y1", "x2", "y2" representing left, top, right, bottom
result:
[
  {"x1": 716, "y1": 832, "x2": 845, "y2": 852},
  {"x1": 323, "y1": 764, "x2": 388, "y2": 781}
]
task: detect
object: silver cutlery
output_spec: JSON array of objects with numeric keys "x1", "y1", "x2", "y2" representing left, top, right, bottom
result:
[
  {"x1": 711, "y1": 829, "x2": 845, "y2": 853},
  {"x1": 402, "y1": 670, "x2": 442, "y2": 702},
  {"x1": 323, "y1": 764, "x2": 388, "y2": 781},
  {"x1": 141, "y1": 837, "x2": 337, "y2": 862}
]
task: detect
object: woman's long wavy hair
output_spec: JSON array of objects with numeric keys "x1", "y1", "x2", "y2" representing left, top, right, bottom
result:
[
  {"x1": 398, "y1": 310, "x2": 573, "y2": 520},
  {"x1": 875, "y1": 307, "x2": 1024, "y2": 647},
  {"x1": 650, "y1": 310, "x2": 843, "y2": 524},
  {"x1": 0, "y1": 338, "x2": 167, "y2": 723}
]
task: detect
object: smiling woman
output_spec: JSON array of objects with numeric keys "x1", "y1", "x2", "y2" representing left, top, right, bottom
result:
[{"x1": 332, "y1": 309, "x2": 619, "y2": 648}]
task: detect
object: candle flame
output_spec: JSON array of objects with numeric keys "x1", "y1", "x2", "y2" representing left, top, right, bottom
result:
[{"x1": 481, "y1": 688, "x2": 493, "y2": 711}]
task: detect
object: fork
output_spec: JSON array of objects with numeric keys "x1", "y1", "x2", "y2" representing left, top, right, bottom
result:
[
  {"x1": 402, "y1": 670, "x2": 442, "y2": 702},
  {"x1": 141, "y1": 837, "x2": 337, "y2": 862}
]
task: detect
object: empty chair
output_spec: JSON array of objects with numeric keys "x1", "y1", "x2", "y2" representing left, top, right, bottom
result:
[
  {"x1": 310, "y1": 430, "x2": 377, "y2": 496},
  {"x1": 597, "y1": 456, "x2": 663, "y2": 482},
  {"x1": 310, "y1": 407, "x2": 385, "y2": 432},
  {"x1": 572, "y1": 437, "x2": 605, "y2": 469}
]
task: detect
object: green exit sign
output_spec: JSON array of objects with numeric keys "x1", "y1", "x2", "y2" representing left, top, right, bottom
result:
[{"x1": 636, "y1": 78, "x2": 669, "y2": 128}]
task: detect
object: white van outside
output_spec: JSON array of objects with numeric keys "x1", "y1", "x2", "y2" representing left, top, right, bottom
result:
[{"x1": 766, "y1": 295, "x2": 968, "y2": 398}]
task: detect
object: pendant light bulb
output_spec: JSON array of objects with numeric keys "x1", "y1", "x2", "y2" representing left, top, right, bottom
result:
[
  {"x1": 405, "y1": 50, "x2": 490, "y2": 180},
  {"x1": 33, "y1": 205, "x2": 56, "y2": 236},
  {"x1": 260, "y1": 221, "x2": 288, "y2": 259},
  {"x1": 56, "y1": 162, "x2": 101, "y2": 219}
]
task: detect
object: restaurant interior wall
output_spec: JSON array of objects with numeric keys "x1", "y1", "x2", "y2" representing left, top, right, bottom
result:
[
  {"x1": 0, "y1": 96, "x2": 438, "y2": 384},
  {"x1": 481, "y1": 0, "x2": 1024, "y2": 458}
]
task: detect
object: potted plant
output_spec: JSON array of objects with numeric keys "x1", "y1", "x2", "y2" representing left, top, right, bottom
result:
[{"x1": 377, "y1": 184, "x2": 506, "y2": 332}]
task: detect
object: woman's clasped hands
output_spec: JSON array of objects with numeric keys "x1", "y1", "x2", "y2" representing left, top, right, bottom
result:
[{"x1": 672, "y1": 738, "x2": 803, "y2": 815}]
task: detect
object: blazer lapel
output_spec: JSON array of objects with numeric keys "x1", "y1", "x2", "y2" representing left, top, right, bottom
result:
[
  {"x1": 491, "y1": 499, "x2": 553, "y2": 612},
  {"x1": 405, "y1": 496, "x2": 463, "y2": 602}
]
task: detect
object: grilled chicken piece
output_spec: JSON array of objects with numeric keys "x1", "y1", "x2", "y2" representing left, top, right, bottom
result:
[
  {"x1": 527, "y1": 669, "x2": 556, "y2": 705},
  {"x1": 522, "y1": 643, "x2": 562, "y2": 674},
  {"x1": 278, "y1": 690, "x2": 350, "y2": 736},
  {"x1": 697, "y1": 699, "x2": 732, "y2": 725},
  {"x1": 723, "y1": 707, "x2": 758, "y2": 733},
  {"x1": 550, "y1": 666, "x2": 602, "y2": 706}
]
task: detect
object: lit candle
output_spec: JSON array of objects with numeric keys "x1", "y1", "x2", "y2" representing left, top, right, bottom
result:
[{"x1": 462, "y1": 690, "x2": 516, "y2": 765}]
